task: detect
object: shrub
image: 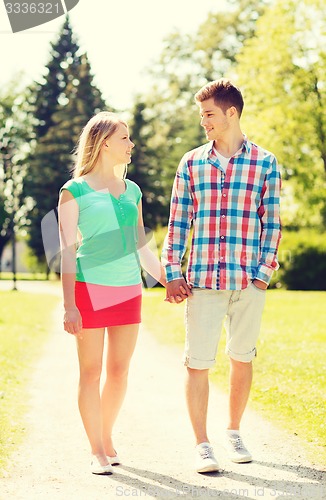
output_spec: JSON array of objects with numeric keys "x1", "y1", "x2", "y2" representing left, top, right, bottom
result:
[
  {"x1": 272, "y1": 229, "x2": 326, "y2": 290},
  {"x1": 282, "y1": 246, "x2": 326, "y2": 290}
]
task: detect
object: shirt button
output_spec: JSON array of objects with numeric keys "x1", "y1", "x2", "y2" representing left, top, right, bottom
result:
[
  {"x1": 222, "y1": 193, "x2": 226, "y2": 197},
  {"x1": 220, "y1": 235, "x2": 225, "y2": 239},
  {"x1": 220, "y1": 256, "x2": 224, "y2": 260},
  {"x1": 222, "y1": 214, "x2": 225, "y2": 218}
]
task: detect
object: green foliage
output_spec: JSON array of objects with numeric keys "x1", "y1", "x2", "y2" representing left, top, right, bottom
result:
[
  {"x1": 195, "y1": 0, "x2": 271, "y2": 79},
  {"x1": 142, "y1": 82, "x2": 204, "y2": 222},
  {"x1": 0, "y1": 76, "x2": 34, "y2": 268},
  {"x1": 0, "y1": 291, "x2": 60, "y2": 470},
  {"x1": 235, "y1": 0, "x2": 326, "y2": 227},
  {"x1": 23, "y1": 17, "x2": 106, "y2": 266},
  {"x1": 142, "y1": 288, "x2": 326, "y2": 465},
  {"x1": 131, "y1": 1, "x2": 271, "y2": 228},
  {"x1": 129, "y1": 77, "x2": 206, "y2": 226},
  {"x1": 135, "y1": 0, "x2": 325, "y2": 232},
  {"x1": 0, "y1": 272, "x2": 57, "y2": 281},
  {"x1": 282, "y1": 247, "x2": 326, "y2": 290},
  {"x1": 270, "y1": 229, "x2": 326, "y2": 289},
  {"x1": 277, "y1": 230, "x2": 326, "y2": 290},
  {"x1": 150, "y1": 225, "x2": 167, "y2": 257},
  {"x1": 30, "y1": 16, "x2": 81, "y2": 139},
  {"x1": 151, "y1": 225, "x2": 191, "y2": 276},
  {"x1": 128, "y1": 101, "x2": 170, "y2": 227}
]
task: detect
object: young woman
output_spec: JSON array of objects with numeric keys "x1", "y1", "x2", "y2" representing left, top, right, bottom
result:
[{"x1": 58, "y1": 112, "x2": 166, "y2": 475}]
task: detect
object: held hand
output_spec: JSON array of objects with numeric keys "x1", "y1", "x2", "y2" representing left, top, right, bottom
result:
[
  {"x1": 252, "y1": 279, "x2": 268, "y2": 290},
  {"x1": 63, "y1": 307, "x2": 83, "y2": 337},
  {"x1": 165, "y1": 278, "x2": 192, "y2": 304},
  {"x1": 160, "y1": 277, "x2": 167, "y2": 288}
]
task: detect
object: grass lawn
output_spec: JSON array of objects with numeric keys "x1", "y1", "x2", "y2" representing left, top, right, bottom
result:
[
  {"x1": 0, "y1": 291, "x2": 60, "y2": 472},
  {"x1": 0, "y1": 272, "x2": 58, "y2": 281},
  {"x1": 142, "y1": 288, "x2": 326, "y2": 465}
]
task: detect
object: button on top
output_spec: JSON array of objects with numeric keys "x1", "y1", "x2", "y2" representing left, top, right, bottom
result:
[
  {"x1": 222, "y1": 214, "x2": 225, "y2": 218},
  {"x1": 220, "y1": 235, "x2": 225, "y2": 239}
]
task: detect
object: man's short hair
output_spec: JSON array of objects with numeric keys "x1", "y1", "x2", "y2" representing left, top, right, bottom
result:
[{"x1": 195, "y1": 78, "x2": 244, "y2": 117}]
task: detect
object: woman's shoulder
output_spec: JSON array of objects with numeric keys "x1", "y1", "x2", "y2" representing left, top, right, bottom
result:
[
  {"x1": 60, "y1": 177, "x2": 85, "y2": 197},
  {"x1": 125, "y1": 178, "x2": 141, "y2": 192},
  {"x1": 125, "y1": 179, "x2": 142, "y2": 202}
]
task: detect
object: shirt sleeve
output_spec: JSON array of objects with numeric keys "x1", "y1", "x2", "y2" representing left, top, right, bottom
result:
[
  {"x1": 256, "y1": 155, "x2": 282, "y2": 284},
  {"x1": 59, "y1": 179, "x2": 81, "y2": 200},
  {"x1": 161, "y1": 155, "x2": 193, "y2": 282}
]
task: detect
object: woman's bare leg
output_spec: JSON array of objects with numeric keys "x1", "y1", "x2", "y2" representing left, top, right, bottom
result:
[
  {"x1": 76, "y1": 327, "x2": 108, "y2": 465},
  {"x1": 101, "y1": 324, "x2": 139, "y2": 457}
]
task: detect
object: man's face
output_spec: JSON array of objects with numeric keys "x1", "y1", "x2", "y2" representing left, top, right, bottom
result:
[{"x1": 199, "y1": 98, "x2": 230, "y2": 141}]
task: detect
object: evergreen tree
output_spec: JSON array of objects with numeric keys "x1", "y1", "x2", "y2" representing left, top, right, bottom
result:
[
  {"x1": 128, "y1": 100, "x2": 169, "y2": 228},
  {"x1": 31, "y1": 16, "x2": 81, "y2": 139},
  {"x1": 24, "y1": 18, "x2": 107, "y2": 270}
]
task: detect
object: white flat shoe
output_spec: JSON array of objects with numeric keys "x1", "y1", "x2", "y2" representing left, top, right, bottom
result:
[
  {"x1": 107, "y1": 453, "x2": 121, "y2": 466},
  {"x1": 90, "y1": 457, "x2": 113, "y2": 475}
]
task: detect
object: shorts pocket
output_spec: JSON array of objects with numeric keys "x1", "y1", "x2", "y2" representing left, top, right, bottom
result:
[{"x1": 250, "y1": 282, "x2": 266, "y2": 293}]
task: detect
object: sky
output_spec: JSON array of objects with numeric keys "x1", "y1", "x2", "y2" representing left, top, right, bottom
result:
[{"x1": 0, "y1": 0, "x2": 227, "y2": 110}]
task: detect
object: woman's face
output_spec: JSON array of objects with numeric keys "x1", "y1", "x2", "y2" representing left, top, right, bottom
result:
[{"x1": 105, "y1": 123, "x2": 135, "y2": 165}]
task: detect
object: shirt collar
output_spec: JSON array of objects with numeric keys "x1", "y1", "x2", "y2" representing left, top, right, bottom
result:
[
  {"x1": 242, "y1": 135, "x2": 251, "y2": 154},
  {"x1": 206, "y1": 134, "x2": 251, "y2": 159}
]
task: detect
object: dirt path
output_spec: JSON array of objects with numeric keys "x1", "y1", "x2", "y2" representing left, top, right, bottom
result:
[{"x1": 0, "y1": 282, "x2": 325, "y2": 499}]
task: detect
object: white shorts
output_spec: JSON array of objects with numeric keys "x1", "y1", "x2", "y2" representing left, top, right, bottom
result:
[{"x1": 184, "y1": 283, "x2": 266, "y2": 369}]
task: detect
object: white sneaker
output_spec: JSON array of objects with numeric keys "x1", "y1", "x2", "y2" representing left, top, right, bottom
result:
[
  {"x1": 225, "y1": 432, "x2": 252, "y2": 463},
  {"x1": 195, "y1": 442, "x2": 220, "y2": 473}
]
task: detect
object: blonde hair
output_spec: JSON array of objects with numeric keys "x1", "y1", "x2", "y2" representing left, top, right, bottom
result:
[{"x1": 73, "y1": 111, "x2": 128, "y2": 178}]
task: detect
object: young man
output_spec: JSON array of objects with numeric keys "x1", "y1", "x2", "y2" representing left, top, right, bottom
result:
[{"x1": 162, "y1": 79, "x2": 281, "y2": 473}]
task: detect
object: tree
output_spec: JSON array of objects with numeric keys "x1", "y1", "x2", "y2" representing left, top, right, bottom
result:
[
  {"x1": 148, "y1": 0, "x2": 270, "y2": 99},
  {"x1": 24, "y1": 19, "x2": 107, "y2": 270},
  {"x1": 131, "y1": 0, "x2": 270, "y2": 228},
  {"x1": 128, "y1": 100, "x2": 167, "y2": 228},
  {"x1": 0, "y1": 77, "x2": 33, "y2": 273},
  {"x1": 31, "y1": 16, "x2": 81, "y2": 139},
  {"x1": 235, "y1": 0, "x2": 326, "y2": 227},
  {"x1": 194, "y1": 0, "x2": 271, "y2": 81}
]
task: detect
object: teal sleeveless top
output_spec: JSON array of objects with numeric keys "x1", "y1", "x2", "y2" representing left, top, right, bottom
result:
[{"x1": 60, "y1": 178, "x2": 142, "y2": 287}]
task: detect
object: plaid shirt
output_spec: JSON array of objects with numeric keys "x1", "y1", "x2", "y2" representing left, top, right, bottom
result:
[{"x1": 162, "y1": 137, "x2": 281, "y2": 290}]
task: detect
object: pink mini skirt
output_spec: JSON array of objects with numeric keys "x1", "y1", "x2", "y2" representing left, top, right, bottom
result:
[{"x1": 75, "y1": 281, "x2": 142, "y2": 329}]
